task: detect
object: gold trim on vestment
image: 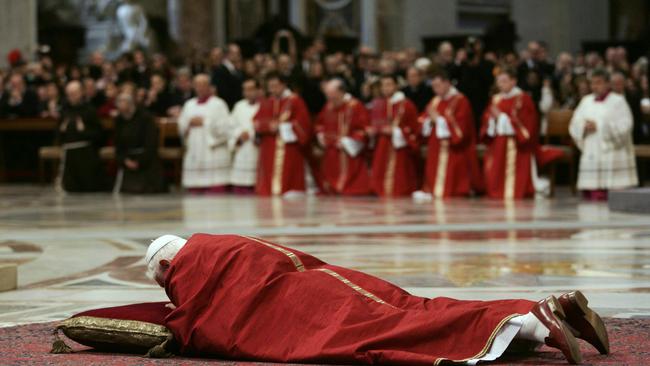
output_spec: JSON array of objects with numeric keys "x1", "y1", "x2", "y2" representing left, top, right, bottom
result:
[
  {"x1": 433, "y1": 313, "x2": 524, "y2": 365},
  {"x1": 336, "y1": 107, "x2": 349, "y2": 192},
  {"x1": 272, "y1": 137, "x2": 285, "y2": 195},
  {"x1": 384, "y1": 148, "x2": 396, "y2": 196},
  {"x1": 241, "y1": 236, "x2": 393, "y2": 309},
  {"x1": 315, "y1": 268, "x2": 396, "y2": 309},
  {"x1": 504, "y1": 137, "x2": 516, "y2": 200},
  {"x1": 434, "y1": 140, "x2": 449, "y2": 198},
  {"x1": 242, "y1": 235, "x2": 305, "y2": 272}
]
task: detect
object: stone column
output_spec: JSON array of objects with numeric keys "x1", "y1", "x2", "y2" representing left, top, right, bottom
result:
[
  {"x1": 360, "y1": 0, "x2": 377, "y2": 50},
  {"x1": 0, "y1": 0, "x2": 37, "y2": 67},
  {"x1": 180, "y1": 0, "x2": 215, "y2": 53},
  {"x1": 288, "y1": 0, "x2": 307, "y2": 33}
]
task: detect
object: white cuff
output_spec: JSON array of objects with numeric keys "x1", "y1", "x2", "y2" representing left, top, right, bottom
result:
[
  {"x1": 392, "y1": 126, "x2": 407, "y2": 149},
  {"x1": 421, "y1": 118, "x2": 433, "y2": 137},
  {"x1": 435, "y1": 116, "x2": 451, "y2": 139},
  {"x1": 340, "y1": 136, "x2": 364, "y2": 157},
  {"x1": 279, "y1": 122, "x2": 298, "y2": 143},
  {"x1": 487, "y1": 118, "x2": 496, "y2": 137}
]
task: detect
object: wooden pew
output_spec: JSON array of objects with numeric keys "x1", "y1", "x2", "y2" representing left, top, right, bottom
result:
[{"x1": 543, "y1": 109, "x2": 577, "y2": 195}]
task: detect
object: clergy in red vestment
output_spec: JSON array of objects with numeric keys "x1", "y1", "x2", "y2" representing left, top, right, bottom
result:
[
  {"x1": 413, "y1": 71, "x2": 483, "y2": 200},
  {"x1": 145, "y1": 234, "x2": 610, "y2": 365},
  {"x1": 369, "y1": 75, "x2": 420, "y2": 197},
  {"x1": 480, "y1": 68, "x2": 547, "y2": 199},
  {"x1": 253, "y1": 72, "x2": 312, "y2": 196},
  {"x1": 315, "y1": 79, "x2": 371, "y2": 195}
]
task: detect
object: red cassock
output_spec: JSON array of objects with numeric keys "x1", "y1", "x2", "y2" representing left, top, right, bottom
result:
[
  {"x1": 419, "y1": 91, "x2": 484, "y2": 198},
  {"x1": 315, "y1": 97, "x2": 371, "y2": 195},
  {"x1": 165, "y1": 234, "x2": 535, "y2": 365},
  {"x1": 480, "y1": 90, "x2": 538, "y2": 199},
  {"x1": 369, "y1": 95, "x2": 420, "y2": 197},
  {"x1": 254, "y1": 93, "x2": 312, "y2": 195}
]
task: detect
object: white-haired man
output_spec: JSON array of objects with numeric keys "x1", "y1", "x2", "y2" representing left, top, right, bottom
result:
[
  {"x1": 177, "y1": 74, "x2": 231, "y2": 193},
  {"x1": 145, "y1": 233, "x2": 609, "y2": 365}
]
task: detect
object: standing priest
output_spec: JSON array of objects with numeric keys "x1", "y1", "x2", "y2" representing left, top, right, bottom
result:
[
  {"x1": 253, "y1": 72, "x2": 312, "y2": 196},
  {"x1": 177, "y1": 74, "x2": 231, "y2": 193},
  {"x1": 315, "y1": 79, "x2": 371, "y2": 195},
  {"x1": 413, "y1": 71, "x2": 483, "y2": 200},
  {"x1": 369, "y1": 74, "x2": 420, "y2": 197},
  {"x1": 480, "y1": 68, "x2": 546, "y2": 199}
]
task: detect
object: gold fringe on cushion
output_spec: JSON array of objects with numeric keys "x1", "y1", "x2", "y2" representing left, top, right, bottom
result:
[
  {"x1": 144, "y1": 334, "x2": 175, "y2": 358},
  {"x1": 50, "y1": 328, "x2": 73, "y2": 354}
]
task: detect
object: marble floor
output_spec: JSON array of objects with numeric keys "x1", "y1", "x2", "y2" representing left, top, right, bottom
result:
[{"x1": 1, "y1": 185, "x2": 650, "y2": 327}]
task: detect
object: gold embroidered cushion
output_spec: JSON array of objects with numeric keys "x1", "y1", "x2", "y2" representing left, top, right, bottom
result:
[{"x1": 55, "y1": 302, "x2": 172, "y2": 353}]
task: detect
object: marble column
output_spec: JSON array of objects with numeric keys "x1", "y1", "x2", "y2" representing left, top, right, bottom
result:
[
  {"x1": 179, "y1": 0, "x2": 215, "y2": 53},
  {"x1": 360, "y1": 0, "x2": 377, "y2": 50},
  {"x1": 0, "y1": 0, "x2": 37, "y2": 67},
  {"x1": 288, "y1": 0, "x2": 307, "y2": 33}
]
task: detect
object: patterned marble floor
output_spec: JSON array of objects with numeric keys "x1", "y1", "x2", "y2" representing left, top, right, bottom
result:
[{"x1": 1, "y1": 185, "x2": 650, "y2": 327}]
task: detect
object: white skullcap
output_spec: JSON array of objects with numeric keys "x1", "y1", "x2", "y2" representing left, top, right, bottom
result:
[{"x1": 145, "y1": 234, "x2": 185, "y2": 264}]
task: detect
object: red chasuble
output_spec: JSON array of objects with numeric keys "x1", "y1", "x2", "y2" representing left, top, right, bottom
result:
[
  {"x1": 315, "y1": 97, "x2": 371, "y2": 195},
  {"x1": 253, "y1": 92, "x2": 311, "y2": 195},
  {"x1": 369, "y1": 93, "x2": 420, "y2": 197},
  {"x1": 480, "y1": 89, "x2": 538, "y2": 199},
  {"x1": 419, "y1": 91, "x2": 483, "y2": 198},
  {"x1": 164, "y1": 234, "x2": 535, "y2": 365}
]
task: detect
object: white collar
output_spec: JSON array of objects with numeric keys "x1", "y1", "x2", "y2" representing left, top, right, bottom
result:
[
  {"x1": 389, "y1": 91, "x2": 405, "y2": 103},
  {"x1": 500, "y1": 86, "x2": 522, "y2": 99},
  {"x1": 443, "y1": 87, "x2": 459, "y2": 100},
  {"x1": 281, "y1": 88, "x2": 292, "y2": 99},
  {"x1": 343, "y1": 93, "x2": 352, "y2": 102}
]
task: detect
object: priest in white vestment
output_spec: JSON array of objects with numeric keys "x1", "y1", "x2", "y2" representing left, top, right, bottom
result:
[
  {"x1": 228, "y1": 79, "x2": 261, "y2": 193},
  {"x1": 177, "y1": 74, "x2": 231, "y2": 193},
  {"x1": 569, "y1": 69, "x2": 638, "y2": 200}
]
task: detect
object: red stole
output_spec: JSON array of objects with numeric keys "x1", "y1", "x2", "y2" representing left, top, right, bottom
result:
[
  {"x1": 253, "y1": 93, "x2": 312, "y2": 195},
  {"x1": 315, "y1": 98, "x2": 371, "y2": 195}
]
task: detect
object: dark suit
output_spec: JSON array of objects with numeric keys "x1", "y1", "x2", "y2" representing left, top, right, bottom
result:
[{"x1": 211, "y1": 63, "x2": 243, "y2": 110}]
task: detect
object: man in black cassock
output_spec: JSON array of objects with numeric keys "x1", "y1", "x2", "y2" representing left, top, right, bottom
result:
[
  {"x1": 58, "y1": 81, "x2": 107, "y2": 192},
  {"x1": 113, "y1": 91, "x2": 166, "y2": 194}
]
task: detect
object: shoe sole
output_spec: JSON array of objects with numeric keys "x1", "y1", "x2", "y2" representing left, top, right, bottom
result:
[
  {"x1": 566, "y1": 290, "x2": 610, "y2": 355},
  {"x1": 548, "y1": 295, "x2": 583, "y2": 364}
]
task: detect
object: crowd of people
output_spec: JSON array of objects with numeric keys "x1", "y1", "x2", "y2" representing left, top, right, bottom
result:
[{"x1": 0, "y1": 36, "x2": 647, "y2": 199}]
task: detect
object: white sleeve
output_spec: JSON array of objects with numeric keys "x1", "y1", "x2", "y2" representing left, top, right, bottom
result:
[
  {"x1": 421, "y1": 118, "x2": 433, "y2": 137},
  {"x1": 177, "y1": 102, "x2": 191, "y2": 139},
  {"x1": 496, "y1": 113, "x2": 514, "y2": 136},
  {"x1": 279, "y1": 122, "x2": 298, "y2": 143},
  {"x1": 487, "y1": 117, "x2": 496, "y2": 137},
  {"x1": 568, "y1": 99, "x2": 587, "y2": 151},
  {"x1": 340, "y1": 136, "x2": 364, "y2": 157},
  {"x1": 206, "y1": 100, "x2": 231, "y2": 147},
  {"x1": 392, "y1": 126, "x2": 407, "y2": 148},
  {"x1": 435, "y1": 116, "x2": 451, "y2": 139},
  {"x1": 602, "y1": 97, "x2": 634, "y2": 149}
]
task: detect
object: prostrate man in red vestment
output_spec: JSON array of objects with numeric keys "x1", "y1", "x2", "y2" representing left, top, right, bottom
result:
[
  {"x1": 413, "y1": 71, "x2": 483, "y2": 200},
  {"x1": 315, "y1": 79, "x2": 371, "y2": 195},
  {"x1": 369, "y1": 75, "x2": 420, "y2": 197},
  {"x1": 253, "y1": 72, "x2": 312, "y2": 196},
  {"x1": 145, "y1": 234, "x2": 610, "y2": 365},
  {"x1": 480, "y1": 68, "x2": 550, "y2": 199}
]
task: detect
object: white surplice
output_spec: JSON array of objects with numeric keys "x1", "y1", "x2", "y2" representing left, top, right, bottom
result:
[
  {"x1": 178, "y1": 96, "x2": 231, "y2": 188},
  {"x1": 228, "y1": 99, "x2": 259, "y2": 187},
  {"x1": 569, "y1": 92, "x2": 638, "y2": 190}
]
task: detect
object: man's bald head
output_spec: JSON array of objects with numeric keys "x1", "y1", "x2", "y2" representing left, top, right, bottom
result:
[
  {"x1": 193, "y1": 73, "x2": 212, "y2": 99},
  {"x1": 65, "y1": 80, "x2": 83, "y2": 106},
  {"x1": 324, "y1": 78, "x2": 346, "y2": 104}
]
